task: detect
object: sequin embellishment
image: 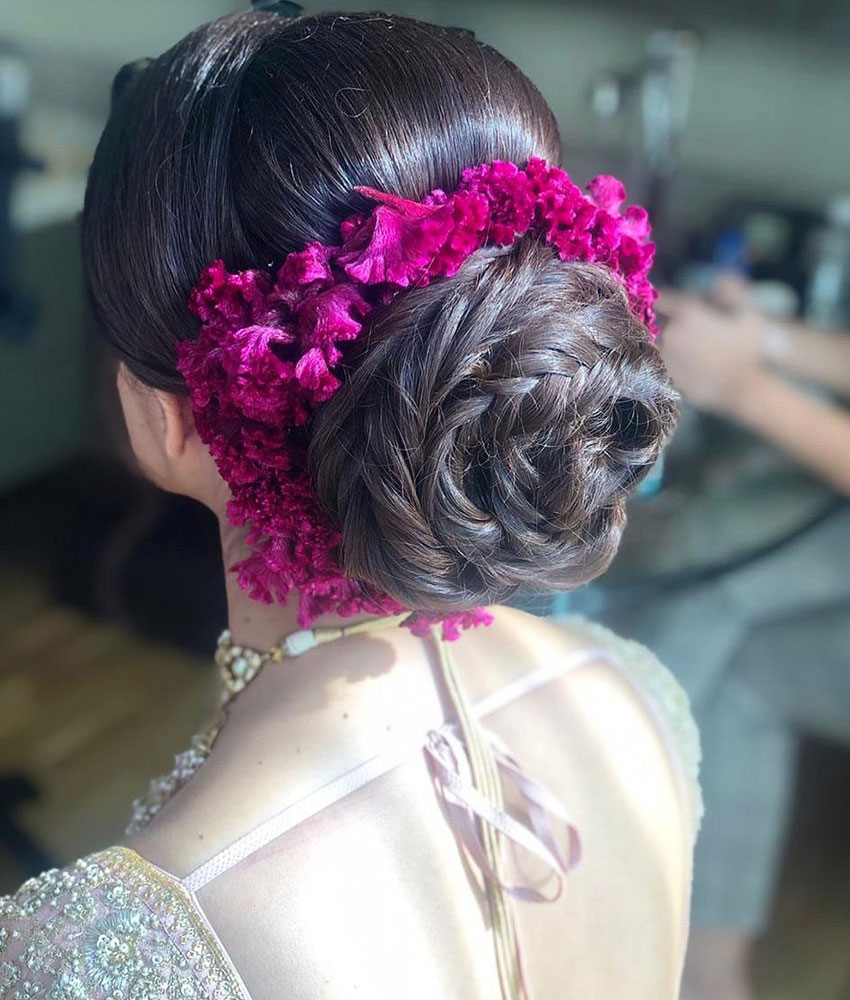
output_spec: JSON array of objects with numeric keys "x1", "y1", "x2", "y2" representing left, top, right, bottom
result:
[{"x1": 0, "y1": 847, "x2": 249, "y2": 999}]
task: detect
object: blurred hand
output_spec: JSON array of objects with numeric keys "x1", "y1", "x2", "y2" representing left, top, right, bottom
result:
[
  {"x1": 656, "y1": 288, "x2": 764, "y2": 416},
  {"x1": 708, "y1": 272, "x2": 756, "y2": 312}
]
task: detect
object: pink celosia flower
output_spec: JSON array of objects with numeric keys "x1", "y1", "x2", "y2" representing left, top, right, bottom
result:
[
  {"x1": 336, "y1": 193, "x2": 461, "y2": 288},
  {"x1": 460, "y1": 160, "x2": 536, "y2": 245},
  {"x1": 177, "y1": 158, "x2": 658, "y2": 639},
  {"x1": 586, "y1": 174, "x2": 627, "y2": 215}
]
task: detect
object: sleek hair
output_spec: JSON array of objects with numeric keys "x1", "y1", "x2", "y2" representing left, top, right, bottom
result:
[{"x1": 83, "y1": 10, "x2": 678, "y2": 611}]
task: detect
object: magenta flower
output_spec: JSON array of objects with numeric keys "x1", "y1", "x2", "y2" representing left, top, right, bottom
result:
[
  {"x1": 460, "y1": 160, "x2": 536, "y2": 244},
  {"x1": 586, "y1": 174, "x2": 627, "y2": 215},
  {"x1": 180, "y1": 158, "x2": 658, "y2": 638}
]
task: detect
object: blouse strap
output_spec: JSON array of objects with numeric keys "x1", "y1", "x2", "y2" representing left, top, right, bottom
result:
[
  {"x1": 181, "y1": 643, "x2": 613, "y2": 894},
  {"x1": 181, "y1": 730, "x2": 428, "y2": 893}
]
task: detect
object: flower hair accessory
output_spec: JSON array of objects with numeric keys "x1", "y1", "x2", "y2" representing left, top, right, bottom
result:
[{"x1": 176, "y1": 158, "x2": 657, "y2": 639}]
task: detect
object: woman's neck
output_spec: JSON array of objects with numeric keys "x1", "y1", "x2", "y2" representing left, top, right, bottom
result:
[
  {"x1": 220, "y1": 520, "x2": 392, "y2": 653},
  {"x1": 216, "y1": 520, "x2": 454, "y2": 759}
]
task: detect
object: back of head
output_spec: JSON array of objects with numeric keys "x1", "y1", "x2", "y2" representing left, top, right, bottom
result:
[{"x1": 83, "y1": 10, "x2": 678, "y2": 617}]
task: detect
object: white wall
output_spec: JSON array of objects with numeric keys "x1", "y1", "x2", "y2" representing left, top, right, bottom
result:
[{"x1": 428, "y1": 0, "x2": 850, "y2": 210}]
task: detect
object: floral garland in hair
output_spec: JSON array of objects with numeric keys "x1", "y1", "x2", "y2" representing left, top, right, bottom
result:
[{"x1": 176, "y1": 158, "x2": 657, "y2": 640}]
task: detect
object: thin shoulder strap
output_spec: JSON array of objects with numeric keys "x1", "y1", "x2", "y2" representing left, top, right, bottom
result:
[
  {"x1": 472, "y1": 646, "x2": 613, "y2": 720},
  {"x1": 181, "y1": 726, "x2": 433, "y2": 892},
  {"x1": 181, "y1": 643, "x2": 612, "y2": 894}
]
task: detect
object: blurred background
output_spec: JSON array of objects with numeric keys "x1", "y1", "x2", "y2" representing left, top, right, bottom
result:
[{"x1": 1, "y1": 2, "x2": 849, "y2": 997}]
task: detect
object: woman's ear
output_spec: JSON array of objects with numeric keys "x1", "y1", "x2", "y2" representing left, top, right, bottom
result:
[
  {"x1": 150, "y1": 385, "x2": 226, "y2": 508},
  {"x1": 155, "y1": 389, "x2": 195, "y2": 461},
  {"x1": 116, "y1": 362, "x2": 223, "y2": 507}
]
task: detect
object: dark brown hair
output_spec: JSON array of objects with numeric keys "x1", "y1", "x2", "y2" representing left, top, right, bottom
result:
[{"x1": 83, "y1": 10, "x2": 678, "y2": 612}]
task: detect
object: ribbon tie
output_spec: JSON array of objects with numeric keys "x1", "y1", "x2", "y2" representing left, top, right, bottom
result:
[{"x1": 422, "y1": 721, "x2": 582, "y2": 904}]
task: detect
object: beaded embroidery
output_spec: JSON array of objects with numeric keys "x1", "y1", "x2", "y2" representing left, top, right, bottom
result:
[{"x1": 0, "y1": 847, "x2": 249, "y2": 1000}]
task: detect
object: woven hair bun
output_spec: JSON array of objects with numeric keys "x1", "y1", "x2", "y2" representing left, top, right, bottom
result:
[{"x1": 310, "y1": 237, "x2": 679, "y2": 613}]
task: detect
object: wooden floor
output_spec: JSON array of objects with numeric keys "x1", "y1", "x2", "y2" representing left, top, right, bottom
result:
[
  {"x1": 0, "y1": 570, "x2": 849, "y2": 997},
  {"x1": 0, "y1": 569, "x2": 218, "y2": 884}
]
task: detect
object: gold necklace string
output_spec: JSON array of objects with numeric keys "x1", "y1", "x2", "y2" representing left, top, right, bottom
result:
[
  {"x1": 308, "y1": 612, "x2": 412, "y2": 646},
  {"x1": 215, "y1": 612, "x2": 411, "y2": 699}
]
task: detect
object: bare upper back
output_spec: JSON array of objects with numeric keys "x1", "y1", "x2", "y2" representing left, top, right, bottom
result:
[{"x1": 129, "y1": 607, "x2": 699, "y2": 1000}]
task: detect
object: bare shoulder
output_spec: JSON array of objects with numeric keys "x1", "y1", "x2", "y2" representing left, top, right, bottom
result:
[{"x1": 480, "y1": 605, "x2": 700, "y2": 851}]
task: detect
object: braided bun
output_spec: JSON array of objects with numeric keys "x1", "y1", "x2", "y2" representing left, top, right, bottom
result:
[{"x1": 310, "y1": 237, "x2": 678, "y2": 612}]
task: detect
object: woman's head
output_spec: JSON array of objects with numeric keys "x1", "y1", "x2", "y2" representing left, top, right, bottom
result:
[
  {"x1": 84, "y1": 11, "x2": 562, "y2": 389},
  {"x1": 83, "y1": 10, "x2": 678, "y2": 622}
]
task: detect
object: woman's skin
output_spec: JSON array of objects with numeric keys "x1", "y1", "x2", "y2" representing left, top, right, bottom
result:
[
  {"x1": 659, "y1": 277, "x2": 850, "y2": 1000},
  {"x1": 115, "y1": 362, "x2": 695, "y2": 1000},
  {"x1": 658, "y1": 277, "x2": 850, "y2": 500}
]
